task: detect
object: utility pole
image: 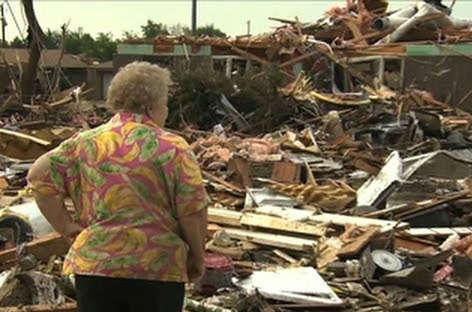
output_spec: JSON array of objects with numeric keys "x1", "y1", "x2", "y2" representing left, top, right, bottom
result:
[
  {"x1": 191, "y1": 0, "x2": 197, "y2": 35},
  {"x1": 1, "y1": 3, "x2": 5, "y2": 47}
]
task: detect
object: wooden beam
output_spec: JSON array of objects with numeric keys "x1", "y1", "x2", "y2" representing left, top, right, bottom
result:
[
  {"x1": 404, "y1": 227, "x2": 472, "y2": 237},
  {"x1": 240, "y1": 213, "x2": 325, "y2": 236},
  {"x1": 309, "y1": 213, "x2": 408, "y2": 233},
  {"x1": 254, "y1": 206, "x2": 407, "y2": 233},
  {"x1": 223, "y1": 228, "x2": 316, "y2": 251},
  {"x1": 207, "y1": 208, "x2": 242, "y2": 227},
  {"x1": 0, "y1": 232, "x2": 69, "y2": 270},
  {"x1": 0, "y1": 128, "x2": 51, "y2": 146},
  {"x1": 337, "y1": 227, "x2": 380, "y2": 257}
]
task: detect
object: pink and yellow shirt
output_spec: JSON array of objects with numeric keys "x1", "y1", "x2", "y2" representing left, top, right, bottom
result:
[{"x1": 28, "y1": 111, "x2": 209, "y2": 282}]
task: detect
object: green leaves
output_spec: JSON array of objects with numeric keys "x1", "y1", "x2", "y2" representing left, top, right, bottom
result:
[
  {"x1": 125, "y1": 126, "x2": 160, "y2": 161},
  {"x1": 126, "y1": 127, "x2": 152, "y2": 145},
  {"x1": 130, "y1": 179, "x2": 153, "y2": 202},
  {"x1": 83, "y1": 164, "x2": 106, "y2": 187},
  {"x1": 150, "y1": 252, "x2": 169, "y2": 272},
  {"x1": 150, "y1": 233, "x2": 182, "y2": 247},
  {"x1": 154, "y1": 148, "x2": 176, "y2": 168},
  {"x1": 140, "y1": 138, "x2": 159, "y2": 162},
  {"x1": 98, "y1": 162, "x2": 128, "y2": 174},
  {"x1": 99, "y1": 256, "x2": 139, "y2": 270},
  {"x1": 84, "y1": 139, "x2": 96, "y2": 160}
]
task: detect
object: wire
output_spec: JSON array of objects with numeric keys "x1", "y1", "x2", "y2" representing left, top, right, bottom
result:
[{"x1": 4, "y1": 0, "x2": 24, "y2": 40}]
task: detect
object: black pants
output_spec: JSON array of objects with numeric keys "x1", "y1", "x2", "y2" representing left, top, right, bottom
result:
[{"x1": 75, "y1": 275, "x2": 185, "y2": 312}]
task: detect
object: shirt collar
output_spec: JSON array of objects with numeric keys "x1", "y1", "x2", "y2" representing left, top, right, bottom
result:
[{"x1": 110, "y1": 111, "x2": 159, "y2": 128}]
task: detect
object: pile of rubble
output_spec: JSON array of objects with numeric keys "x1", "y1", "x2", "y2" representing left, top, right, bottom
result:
[{"x1": 0, "y1": 0, "x2": 472, "y2": 311}]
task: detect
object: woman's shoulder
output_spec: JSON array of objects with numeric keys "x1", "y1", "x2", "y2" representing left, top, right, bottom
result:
[{"x1": 157, "y1": 129, "x2": 191, "y2": 152}]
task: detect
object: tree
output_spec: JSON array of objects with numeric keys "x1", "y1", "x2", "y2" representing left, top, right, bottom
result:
[
  {"x1": 121, "y1": 30, "x2": 139, "y2": 41},
  {"x1": 20, "y1": 0, "x2": 45, "y2": 103},
  {"x1": 64, "y1": 28, "x2": 94, "y2": 56},
  {"x1": 9, "y1": 36, "x2": 27, "y2": 48},
  {"x1": 168, "y1": 23, "x2": 190, "y2": 36},
  {"x1": 195, "y1": 24, "x2": 226, "y2": 38},
  {"x1": 87, "y1": 32, "x2": 117, "y2": 62},
  {"x1": 141, "y1": 19, "x2": 169, "y2": 38},
  {"x1": 42, "y1": 29, "x2": 62, "y2": 49}
]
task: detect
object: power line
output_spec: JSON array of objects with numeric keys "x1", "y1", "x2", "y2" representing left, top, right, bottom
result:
[{"x1": 4, "y1": 0, "x2": 24, "y2": 40}]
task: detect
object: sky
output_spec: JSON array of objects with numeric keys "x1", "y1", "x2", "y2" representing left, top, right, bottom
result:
[{"x1": 0, "y1": 0, "x2": 468, "y2": 41}]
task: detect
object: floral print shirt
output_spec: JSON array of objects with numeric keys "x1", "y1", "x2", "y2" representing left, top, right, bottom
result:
[{"x1": 27, "y1": 111, "x2": 209, "y2": 282}]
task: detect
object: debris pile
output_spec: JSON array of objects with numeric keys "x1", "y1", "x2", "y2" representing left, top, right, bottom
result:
[{"x1": 0, "y1": 0, "x2": 472, "y2": 311}]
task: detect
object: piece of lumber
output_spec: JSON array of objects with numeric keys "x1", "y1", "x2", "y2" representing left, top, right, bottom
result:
[
  {"x1": 47, "y1": 88, "x2": 93, "y2": 108},
  {"x1": 253, "y1": 206, "x2": 407, "y2": 233},
  {"x1": 206, "y1": 243, "x2": 245, "y2": 260},
  {"x1": 309, "y1": 213, "x2": 408, "y2": 233},
  {"x1": 0, "y1": 303, "x2": 76, "y2": 312},
  {"x1": 310, "y1": 91, "x2": 371, "y2": 106},
  {"x1": 208, "y1": 208, "x2": 325, "y2": 236},
  {"x1": 342, "y1": 18, "x2": 368, "y2": 45},
  {"x1": 404, "y1": 227, "x2": 472, "y2": 237},
  {"x1": 222, "y1": 227, "x2": 316, "y2": 251},
  {"x1": 240, "y1": 213, "x2": 325, "y2": 236},
  {"x1": 273, "y1": 249, "x2": 297, "y2": 264},
  {"x1": 203, "y1": 171, "x2": 245, "y2": 194},
  {"x1": 0, "y1": 128, "x2": 51, "y2": 146},
  {"x1": 207, "y1": 208, "x2": 242, "y2": 227},
  {"x1": 337, "y1": 227, "x2": 380, "y2": 257},
  {"x1": 0, "y1": 232, "x2": 69, "y2": 269},
  {"x1": 396, "y1": 191, "x2": 469, "y2": 220},
  {"x1": 279, "y1": 51, "x2": 318, "y2": 69}
]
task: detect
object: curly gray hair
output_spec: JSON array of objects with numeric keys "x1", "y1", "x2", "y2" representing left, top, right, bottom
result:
[{"x1": 106, "y1": 61, "x2": 172, "y2": 114}]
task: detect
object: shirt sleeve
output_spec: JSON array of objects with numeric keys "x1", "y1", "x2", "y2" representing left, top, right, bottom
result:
[
  {"x1": 27, "y1": 134, "x2": 78, "y2": 197},
  {"x1": 173, "y1": 147, "x2": 210, "y2": 218}
]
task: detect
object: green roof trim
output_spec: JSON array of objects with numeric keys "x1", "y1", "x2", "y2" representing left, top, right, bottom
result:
[
  {"x1": 407, "y1": 44, "x2": 472, "y2": 56},
  {"x1": 117, "y1": 44, "x2": 154, "y2": 55}
]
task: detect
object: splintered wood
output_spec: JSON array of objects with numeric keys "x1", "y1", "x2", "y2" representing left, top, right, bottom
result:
[{"x1": 269, "y1": 180, "x2": 356, "y2": 212}]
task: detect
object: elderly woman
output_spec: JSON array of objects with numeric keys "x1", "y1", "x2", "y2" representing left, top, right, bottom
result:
[{"x1": 27, "y1": 62, "x2": 209, "y2": 312}]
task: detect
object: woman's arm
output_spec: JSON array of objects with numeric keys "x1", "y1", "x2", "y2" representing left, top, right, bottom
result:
[
  {"x1": 179, "y1": 207, "x2": 207, "y2": 282},
  {"x1": 28, "y1": 153, "x2": 82, "y2": 244}
]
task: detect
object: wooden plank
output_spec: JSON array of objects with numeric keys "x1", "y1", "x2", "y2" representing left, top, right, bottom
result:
[
  {"x1": 337, "y1": 227, "x2": 380, "y2": 257},
  {"x1": 203, "y1": 171, "x2": 245, "y2": 194},
  {"x1": 309, "y1": 213, "x2": 408, "y2": 233},
  {"x1": 0, "y1": 129, "x2": 51, "y2": 146},
  {"x1": 0, "y1": 232, "x2": 69, "y2": 269},
  {"x1": 207, "y1": 208, "x2": 242, "y2": 227},
  {"x1": 223, "y1": 228, "x2": 316, "y2": 251},
  {"x1": 404, "y1": 227, "x2": 472, "y2": 237},
  {"x1": 240, "y1": 213, "x2": 325, "y2": 236},
  {"x1": 208, "y1": 208, "x2": 325, "y2": 236},
  {"x1": 0, "y1": 303, "x2": 76, "y2": 312},
  {"x1": 253, "y1": 206, "x2": 408, "y2": 232},
  {"x1": 273, "y1": 249, "x2": 297, "y2": 264},
  {"x1": 206, "y1": 243, "x2": 245, "y2": 260}
]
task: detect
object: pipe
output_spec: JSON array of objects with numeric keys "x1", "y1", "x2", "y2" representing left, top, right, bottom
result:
[
  {"x1": 373, "y1": 16, "x2": 409, "y2": 31},
  {"x1": 377, "y1": 1, "x2": 441, "y2": 44}
]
